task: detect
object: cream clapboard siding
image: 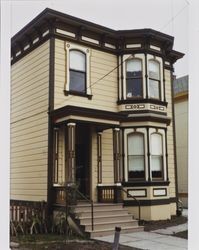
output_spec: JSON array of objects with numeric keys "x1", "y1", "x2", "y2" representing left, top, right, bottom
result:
[
  {"x1": 54, "y1": 39, "x2": 118, "y2": 112},
  {"x1": 11, "y1": 41, "x2": 49, "y2": 202},
  {"x1": 101, "y1": 130, "x2": 114, "y2": 184},
  {"x1": 91, "y1": 129, "x2": 114, "y2": 201},
  {"x1": 165, "y1": 69, "x2": 176, "y2": 199}
]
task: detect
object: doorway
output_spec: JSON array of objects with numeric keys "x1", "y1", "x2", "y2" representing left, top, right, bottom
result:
[{"x1": 75, "y1": 124, "x2": 90, "y2": 198}]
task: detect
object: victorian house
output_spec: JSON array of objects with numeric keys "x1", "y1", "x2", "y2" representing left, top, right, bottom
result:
[{"x1": 11, "y1": 8, "x2": 184, "y2": 236}]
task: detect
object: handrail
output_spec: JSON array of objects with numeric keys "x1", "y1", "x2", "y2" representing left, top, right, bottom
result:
[
  {"x1": 68, "y1": 187, "x2": 94, "y2": 231},
  {"x1": 121, "y1": 187, "x2": 141, "y2": 224}
]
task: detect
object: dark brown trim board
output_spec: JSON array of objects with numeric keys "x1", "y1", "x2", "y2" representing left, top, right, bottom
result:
[
  {"x1": 11, "y1": 8, "x2": 184, "y2": 66},
  {"x1": 124, "y1": 197, "x2": 177, "y2": 206},
  {"x1": 122, "y1": 181, "x2": 170, "y2": 187},
  {"x1": 47, "y1": 37, "x2": 55, "y2": 216}
]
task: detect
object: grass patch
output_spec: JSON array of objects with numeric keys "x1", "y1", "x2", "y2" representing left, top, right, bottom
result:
[
  {"x1": 144, "y1": 215, "x2": 187, "y2": 231},
  {"x1": 10, "y1": 234, "x2": 139, "y2": 250},
  {"x1": 11, "y1": 233, "x2": 85, "y2": 244}
]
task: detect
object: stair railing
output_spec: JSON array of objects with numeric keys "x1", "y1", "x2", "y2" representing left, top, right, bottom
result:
[
  {"x1": 74, "y1": 189, "x2": 94, "y2": 231},
  {"x1": 120, "y1": 187, "x2": 141, "y2": 225}
]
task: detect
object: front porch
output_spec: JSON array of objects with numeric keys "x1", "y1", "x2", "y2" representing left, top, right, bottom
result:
[{"x1": 50, "y1": 122, "x2": 123, "y2": 205}]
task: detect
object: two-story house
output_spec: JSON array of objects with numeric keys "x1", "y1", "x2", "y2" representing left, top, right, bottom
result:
[{"x1": 10, "y1": 8, "x2": 184, "y2": 236}]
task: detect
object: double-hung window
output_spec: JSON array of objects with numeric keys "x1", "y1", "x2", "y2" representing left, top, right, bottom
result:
[
  {"x1": 127, "y1": 133, "x2": 145, "y2": 179},
  {"x1": 126, "y1": 58, "x2": 143, "y2": 99},
  {"x1": 150, "y1": 133, "x2": 163, "y2": 179},
  {"x1": 69, "y1": 50, "x2": 86, "y2": 93},
  {"x1": 148, "y1": 60, "x2": 161, "y2": 99}
]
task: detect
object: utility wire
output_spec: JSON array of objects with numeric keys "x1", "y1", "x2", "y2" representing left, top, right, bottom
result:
[
  {"x1": 65, "y1": 55, "x2": 132, "y2": 102},
  {"x1": 161, "y1": 2, "x2": 189, "y2": 31},
  {"x1": 12, "y1": 1, "x2": 189, "y2": 124}
]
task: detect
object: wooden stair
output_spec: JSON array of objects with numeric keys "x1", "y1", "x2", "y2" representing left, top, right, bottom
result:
[{"x1": 71, "y1": 202, "x2": 144, "y2": 238}]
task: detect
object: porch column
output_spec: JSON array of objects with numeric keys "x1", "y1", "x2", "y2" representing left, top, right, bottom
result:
[
  {"x1": 53, "y1": 127, "x2": 59, "y2": 184},
  {"x1": 113, "y1": 128, "x2": 121, "y2": 183},
  {"x1": 97, "y1": 132, "x2": 102, "y2": 184},
  {"x1": 66, "y1": 123, "x2": 76, "y2": 183}
]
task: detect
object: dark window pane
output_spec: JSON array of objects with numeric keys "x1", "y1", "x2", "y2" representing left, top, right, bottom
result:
[
  {"x1": 70, "y1": 70, "x2": 86, "y2": 92},
  {"x1": 152, "y1": 170, "x2": 162, "y2": 178},
  {"x1": 126, "y1": 78, "x2": 142, "y2": 98},
  {"x1": 128, "y1": 170, "x2": 145, "y2": 179},
  {"x1": 126, "y1": 70, "x2": 142, "y2": 78}
]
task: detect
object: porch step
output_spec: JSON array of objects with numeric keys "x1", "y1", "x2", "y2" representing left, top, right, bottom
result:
[
  {"x1": 89, "y1": 225, "x2": 144, "y2": 238},
  {"x1": 72, "y1": 202, "x2": 143, "y2": 237},
  {"x1": 79, "y1": 214, "x2": 134, "y2": 224}
]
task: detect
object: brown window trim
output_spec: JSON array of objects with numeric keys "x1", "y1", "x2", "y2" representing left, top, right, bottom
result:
[
  {"x1": 122, "y1": 180, "x2": 170, "y2": 187},
  {"x1": 117, "y1": 98, "x2": 168, "y2": 106},
  {"x1": 63, "y1": 90, "x2": 92, "y2": 99}
]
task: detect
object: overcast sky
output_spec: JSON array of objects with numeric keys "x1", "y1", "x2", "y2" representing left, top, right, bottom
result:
[{"x1": 10, "y1": 0, "x2": 189, "y2": 78}]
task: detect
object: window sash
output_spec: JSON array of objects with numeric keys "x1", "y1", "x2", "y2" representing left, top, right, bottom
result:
[
  {"x1": 69, "y1": 69, "x2": 86, "y2": 93},
  {"x1": 70, "y1": 50, "x2": 86, "y2": 72},
  {"x1": 126, "y1": 59, "x2": 143, "y2": 99},
  {"x1": 151, "y1": 133, "x2": 163, "y2": 179},
  {"x1": 127, "y1": 133, "x2": 145, "y2": 179},
  {"x1": 148, "y1": 79, "x2": 160, "y2": 99},
  {"x1": 149, "y1": 60, "x2": 160, "y2": 80},
  {"x1": 126, "y1": 78, "x2": 143, "y2": 98}
]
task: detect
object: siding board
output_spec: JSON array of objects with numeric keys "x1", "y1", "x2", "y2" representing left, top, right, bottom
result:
[{"x1": 10, "y1": 41, "x2": 49, "y2": 202}]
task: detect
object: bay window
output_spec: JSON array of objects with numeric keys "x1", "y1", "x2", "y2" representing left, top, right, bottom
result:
[{"x1": 124, "y1": 128, "x2": 167, "y2": 183}]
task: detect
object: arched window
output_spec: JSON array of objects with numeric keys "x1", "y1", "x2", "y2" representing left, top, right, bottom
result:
[
  {"x1": 127, "y1": 133, "x2": 145, "y2": 179},
  {"x1": 126, "y1": 58, "x2": 143, "y2": 99},
  {"x1": 69, "y1": 50, "x2": 86, "y2": 93},
  {"x1": 151, "y1": 133, "x2": 163, "y2": 179},
  {"x1": 148, "y1": 60, "x2": 160, "y2": 99}
]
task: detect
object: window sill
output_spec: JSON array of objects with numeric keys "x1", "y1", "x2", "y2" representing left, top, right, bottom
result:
[
  {"x1": 64, "y1": 90, "x2": 92, "y2": 100},
  {"x1": 122, "y1": 180, "x2": 170, "y2": 187},
  {"x1": 117, "y1": 99, "x2": 168, "y2": 107}
]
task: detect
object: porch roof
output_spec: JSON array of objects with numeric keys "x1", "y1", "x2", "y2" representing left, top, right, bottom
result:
[{"x1": 50, "y1": 105, "x2": 171, "y2": 127}]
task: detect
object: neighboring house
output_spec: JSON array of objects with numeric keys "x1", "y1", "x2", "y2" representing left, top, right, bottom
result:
[
  {"x1": 174, "y1": 76, "x2": 188, "y2": 208},
  {"x1": 10, "y1": 8, "x2": 184, "y2": 227}
]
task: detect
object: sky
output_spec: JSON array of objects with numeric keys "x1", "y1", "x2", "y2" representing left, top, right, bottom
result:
[
  {"x1": 10, "y1": 0, "x2": 189, "y2": 78},
  {"x1": 1, "y1": 0, "x2": 199, "y2": 249}
]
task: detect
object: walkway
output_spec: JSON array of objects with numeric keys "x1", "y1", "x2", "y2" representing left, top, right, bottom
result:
[{"x1": 93, "y1": 210, "x2": 188, "y2": 250}]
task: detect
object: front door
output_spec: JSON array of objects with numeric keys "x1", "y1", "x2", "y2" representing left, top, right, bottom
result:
[{"x1": 76, "y1": 125, "x2": 90, "y2": 198}]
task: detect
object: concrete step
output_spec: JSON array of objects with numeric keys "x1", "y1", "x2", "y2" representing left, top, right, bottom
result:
[
  {"x1": 76, "y1": 209, "x2": 130, "y2": 218},
  {"x1": 84, "y1": 220, "x2": 139, "y2": 231},
  {"x1": 72, "y1": 203, "x2": 123, "y2": 213},
  {"x1": 79, "y1": 214, "x2": 134, "y2": 224},
  {"x1": 89, "y1": 225, "x2": 144, "y2": 238},
  {"x1": 71, "y1": 202, "x2": 143, "y2": 238}
]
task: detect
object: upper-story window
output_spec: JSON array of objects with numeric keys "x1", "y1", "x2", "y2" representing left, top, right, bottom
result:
[
  {"x1": 126, "y1": 58, "x2": 143, "y2": 99},
  {"x1": 127, "y1": 132, "x2": 145, "y2": 179},
  {"x1": 64, "y1": 43, "x2": 92, "y2": 98},
  {"x1": 148, "y1": 60, "x2": 161, "y2": 99},
  {"x1": 69, "y1": 50, "x2": 86, "y2": 93},
  {"x1": 120, "y1": 54, "x2": 164, "y2": 103},
  {"x1": 150, "y1": 133, "x2": 163, "y2": 179}
]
